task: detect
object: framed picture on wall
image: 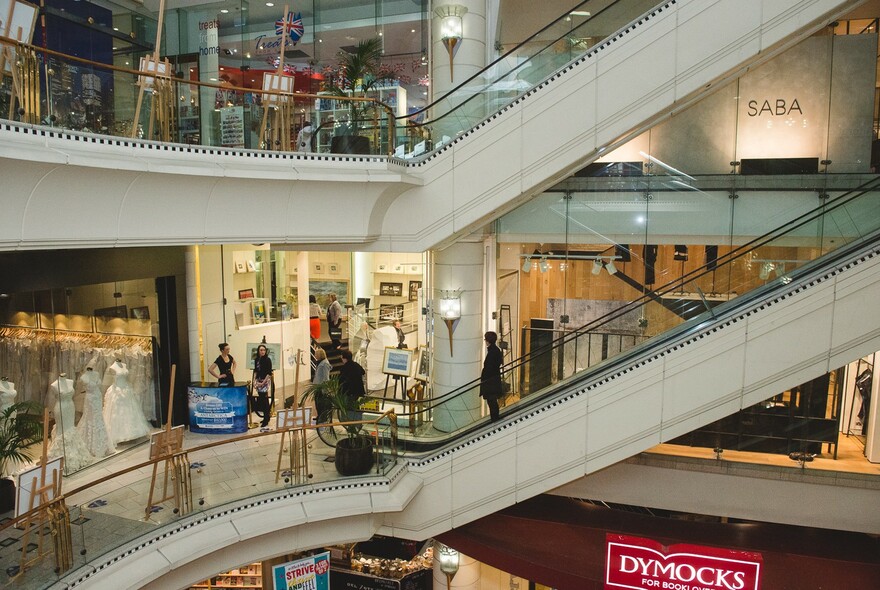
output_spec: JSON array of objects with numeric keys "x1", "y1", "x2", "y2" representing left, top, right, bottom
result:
[
  {"x1": 379, "y1": 282, "x2": 403, "y2": 297},
  {"x1": 391, "y1": 263, "x2": 404, "y2": 274},
  {"x1": 415, "y1": 346, "x2": 430, "y2": 381},
  {"x1": 408, "y1": 264, "x2": 421, "y2": 274},
  {"x1": 130, "y1": 306, "x2": 150, "y2": 320},
  {"x1": 235, "y1": 261, "x2": 246, "y2": 273},
  {"x1": 382, "y1": 347, "x2": 414, "y2": 377},
  {"x1": 313, "y1": 263, "x2": 324, "y2": 274},
  {"x1": 94, "y1": 305, "x2": 127, "y2": 319},
  {"x1": 378, "y1": 304, "x2": 404, "y2": 321},
  {"x1": 376, "y1": 263, "x2": 388, "y2": 273},
  {"x1": 328, "y1": 262, "x2": 340, "y2": 275},
  {"x1": 251, "y1": 300, "x2": 267, "y2": 323},
  {"x1": 238, "y1": 289, "x2": 255, "y2": 300},
  {"x1": 408, "y1": 281, "x2": 421, "y2": 302}
]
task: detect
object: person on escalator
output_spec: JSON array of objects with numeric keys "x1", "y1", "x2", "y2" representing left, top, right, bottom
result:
[{"x1": 480, "y1": 331, "x2": 503, "y2": 422}]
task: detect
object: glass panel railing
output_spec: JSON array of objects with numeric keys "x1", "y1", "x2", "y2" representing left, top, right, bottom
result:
[
  {"x1": 2, "y1": 0, "x2": 662, "y2": 157},
  {"x1": 408, "y1": 176, "x2": 880, "y2": 428}
]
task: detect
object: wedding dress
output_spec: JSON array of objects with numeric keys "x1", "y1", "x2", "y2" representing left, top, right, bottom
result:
[
  {"x1": 103, "y1": 362, "x2": 152, "y2": 446},
  {"x1": 77, "y1": 367, "x2": 114, "y2": 457},
  {"x1": 47, "y1": 377, "x2": 95, "y2": 472}
]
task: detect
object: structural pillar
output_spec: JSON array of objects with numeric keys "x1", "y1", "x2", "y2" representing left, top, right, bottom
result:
[{"x1": 432, "y1": 241, "x2": 484, "y2": 432}]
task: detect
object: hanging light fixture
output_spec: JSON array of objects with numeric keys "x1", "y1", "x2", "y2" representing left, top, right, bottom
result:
[
  {"x1": 604, "y1": 258, "x2": 618, "y2": 275},
  {"x1": 592, "y1": 258, "x2": 603, "y2": 275}
]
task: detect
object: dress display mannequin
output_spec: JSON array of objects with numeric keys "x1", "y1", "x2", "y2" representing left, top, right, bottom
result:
[
  {"x1": 0, "y1": 378, "x2": 16, "y2": 414},
  {"x1": 103, "y1": 361, "x2": 151, "y2": 446},
  {"x1": 77, "y1": 361, "x2": 114, "y2": 457},
  {"x1": 47, "y1": 375, "x2": 95, "y2": 472}
]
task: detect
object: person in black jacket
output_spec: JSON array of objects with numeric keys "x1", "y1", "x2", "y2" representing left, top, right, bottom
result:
[
  {"x1": 338, "y1": 349, "x2": 366, "y2": 402},
  {"x1": 252, "y1": 344, "x2": 273, "y2": 428},
  {"x1": 480, "y1": 331, "x2": 503, "y2": 421}
]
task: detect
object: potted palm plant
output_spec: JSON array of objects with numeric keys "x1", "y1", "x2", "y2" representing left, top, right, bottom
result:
[
  {"x1": 323, "y1": 37, "x2": 383, "y2": 154},
  {"x1": 0, "y1": 401, "x2": 44, "y2": 511},
  {"x1": 300, "y1": 376, "x2": 374, "y2": 476}
]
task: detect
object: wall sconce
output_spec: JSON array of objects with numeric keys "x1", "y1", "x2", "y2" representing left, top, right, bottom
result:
[
  {"x1": 438, "y1": 289, "x2": 462, "y2": 356},
  {"x1": 436, "y1": 542, "x2": 460, "y2": 588},
  {"x1": 435, "y1": 4, "x2": 467, "y2": 82}
]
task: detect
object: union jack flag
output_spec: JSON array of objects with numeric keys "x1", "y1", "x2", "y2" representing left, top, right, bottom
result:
[{"x1": 275, "y1": 12, "x2": 305, "y2": 44}]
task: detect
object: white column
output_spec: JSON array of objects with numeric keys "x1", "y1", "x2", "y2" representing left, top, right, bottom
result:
[
  {"x1": 433, "y1": 551, "x2": 481, "y2": 590},
  {"x1": 432, "y1": 241, "x2": 484, "y2": 432},
  {"x1": 353, "y1": 251, "x2": 374, "y2": 304},
  {"x1": 185, "y1": 246, "x2": 202, "y2": 382}
]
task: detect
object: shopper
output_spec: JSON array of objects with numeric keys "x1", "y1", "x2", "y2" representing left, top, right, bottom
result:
[
  {"x1": 393, "y1": 319, "x2": 407, "y2": 348},
  {"x1": 326, "y1": 292, "x2": 344, "y2": 350},
  {"x1": 208, "y1": 342, "x2": 236, "y2": 386},
  {"x1": 480, "y1": 331, "x2": 503, "y2": 422},
  {"x1": 308, "y1": 295, "x2": 322, "y2": 340},
  {"x1": 296, "y1": 120, "x2": 314, "y2": 152},
  {"x1": 313, "y1": 347, "x2": 331, "y2": 385},
  {"x1": 338, "y1": 349, "x2": 366, "y2": 403},
  {"x1": 252, "y1": 344, "x2": 273, "y2": 429}
]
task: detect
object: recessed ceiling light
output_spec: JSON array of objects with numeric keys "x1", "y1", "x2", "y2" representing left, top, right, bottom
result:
[
  {"x1": 112, "y1": 27, "x2": 118, "y2": 31},
  {"x1": 411, "y1": 29, "x2": 415, "y2": 33},
  {"x1": 570, "y1": 11, "x2": 590, "y2": 16},
  {"x1": 318, "y1": 39, "x2": 322, "y2": 43},
  {"x1": 220, "y1": 9, "x2": 228, "y2": 13},
  {"x1": 378, "y1": 31, "x2": 383, "y2": 36},
  {"x1": 265, "y1": 2, "x2": 274, "y2": 5}
]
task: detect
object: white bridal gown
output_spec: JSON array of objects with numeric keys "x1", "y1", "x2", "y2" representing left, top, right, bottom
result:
[
  {"x1": 103, "y1": 362, "x2": 152, "y2": 446},
  {"x1": 77, "y1": 368, "x2": 115, "y2": 457},
  {"x1": 48, "y1": 377, "x2": 95, "y2": 472}
]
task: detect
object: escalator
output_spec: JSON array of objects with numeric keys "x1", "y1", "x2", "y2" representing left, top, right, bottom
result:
[{"x1": 0, "y1": 0, "x2": 861, "y2": 250}]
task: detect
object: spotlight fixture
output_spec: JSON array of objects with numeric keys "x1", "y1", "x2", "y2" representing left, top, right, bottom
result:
[
  {"x1": 604, "y1": 258, "x2": 618, "y2": 275},
  {"x1": 592, "y1": 258, "x2": 603, "y2": 275},
  {"x1": 758, "y1": 262, "x2": 775, "y2": 280},
  {"x1": 522, "y1": 257, "x2": 532, "y2": 272},
  {"x1": 539, "y1": 257, "x2": 550, "y2": 273},
  {"x1": 775, "y1": 262, "x2": 786, "y2": 278}
]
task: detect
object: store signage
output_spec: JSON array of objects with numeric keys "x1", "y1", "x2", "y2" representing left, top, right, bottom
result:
[
  {"x1": 605, "y1": 534, "x2": 762, "y2": 590},
  {"x1": 198, "y1": 18, "x2": 220, "y2": 56},
  {"x1": 187, "y1": 384, "x2": 248, "y2": 434},
  {"x1": 746, "y1": 98, "x2": 803, "y2": 117},
  {"x1": 273, "y1": 551, "x2": 330, "y2": 590}
]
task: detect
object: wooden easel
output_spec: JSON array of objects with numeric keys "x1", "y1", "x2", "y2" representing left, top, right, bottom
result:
[
  {"x1": 18, "y1": 409, "x2": 72, "y2": 575},
  {"x1": 258, "y1": 5, "x2": 295, "y2": 150},
  {"x1": 406, "y1": 380, "x2": 426, "y2": 434},
  {"x1": 291, "y1": 348, "x2": 304, "y2": 408},
  {"x1": 1, "y1": 1, "x2": 40, "y2": 124},
  {"x1": 274, "y1": 407, "x2": 311, "y2": 484},
  {"x1": 144, "y1": 365, "x2": 191, "y2": 520},
  {"x1": 130, "y1": 0, "x2": 173, "y2": 140},
  {"x1": 381, "y1": 373, "x2": 407, "y2": 409}
]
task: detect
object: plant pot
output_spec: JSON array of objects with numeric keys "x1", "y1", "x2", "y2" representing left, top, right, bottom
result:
[
  {"x1": 334, "y1": 435, "x2": 374, "y2": 476},
  {"x1": 0, "y1": 478, "x2": 15, "y2": 513},
  {"x1": 330, "y1": 135, "x2": 371, "y2": 154}
]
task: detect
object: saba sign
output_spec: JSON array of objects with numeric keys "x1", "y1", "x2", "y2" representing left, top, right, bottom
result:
[{"x1": 605, "y1": 534, "x2": 762, "y2": 590}]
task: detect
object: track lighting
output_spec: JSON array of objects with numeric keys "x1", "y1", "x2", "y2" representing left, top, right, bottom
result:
[
  {"x1": 539, "y1": 257, "x2": 550, "y2": 273},
  {"x1": 592, "y1": 258, "x2": 603, "y2": 275},
  {"x1": 522, "y1": 257, "x2": 532, "y2": 272},
  {"x1": 759, "y1": 262, "x2": 775, "y2": 280},
  {"x1": 604, "y1": 258, "x2": 617, "y2": 275}
]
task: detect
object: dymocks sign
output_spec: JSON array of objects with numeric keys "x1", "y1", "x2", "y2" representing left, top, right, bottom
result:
[{"x1": 605, "y1": 534, "x2": 762, "y2": 590}]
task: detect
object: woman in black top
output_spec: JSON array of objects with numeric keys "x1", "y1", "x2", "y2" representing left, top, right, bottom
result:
[
  {"x1": 208, "y1": 343, "x2": 236, "y2": 386},
  {"x1": 480, "y1": 331, "x2": 503, "y2": 421},
  {"x1": 253, "y1": 344, "x2": 273, "y2": 428}
]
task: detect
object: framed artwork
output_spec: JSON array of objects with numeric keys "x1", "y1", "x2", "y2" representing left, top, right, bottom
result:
[
  {"x1": 382, "y1": 347, "x2": 414, "y2": 377},
  {"x1": 310, "y1": 280, "x2": 349, "y2": 308},
  {"x1": 376, "y1": 263, "x2": 388, "y2": 273},
  {"x1": 313, "y1": 262, "x2": 324, "y2": 273},
  {"x1": 247, "y1": 260, "x2": 257, "y2": 272},
  {"x1": 251, "y1": 300, "x2": 267, "y2": 323},
  {"x1": 130, "y1": 306, "x2": 150, "y2": 320},
  {"x1": 391, "y1": 263, "x2": 404, "y2": 274},
  {"x1": 379, "y1": 304, "x2": 404, "y2": 321},
  {"x1": 238, "y1": 288, "x2": 255, "y2": 300},
  {"x1": 408, "y1": 280, "x2": 422, "y2": 302},
  {"x1": 379, "y1": 282, "x2": 403, "y2": 297},
  {"x1": 415, "y1": 346, "x2": 430, "y2": 381},
  {"x1": 94, "y1": 305, "x2": 127, "y2": 319},
  {"x1": 328, "y1": 262, "x2": 340, "y2": 275},
  {"x1": 235, "y1": 260, "x2": 246, "y2": 273},
  {"x1": 408, "y1": 264, "x2": 421, "y2": 274}
]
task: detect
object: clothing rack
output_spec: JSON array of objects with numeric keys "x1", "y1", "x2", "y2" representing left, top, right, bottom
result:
[{"x1": 0, "y1": 325, "x2": 157, "y2": 421}]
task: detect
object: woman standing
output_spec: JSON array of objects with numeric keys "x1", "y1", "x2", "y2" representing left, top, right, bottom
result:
[
  {"x1": 479, "y1": 331, "x2": 503, "y2": 422},
  {"x1": 313, "y1": 347, "x2": 331, "y2": 385},
  {"x1": 253, "y1": 344, "x2": 274, "y2": 429},
  {"x1": 208, "y1": 343, "x2": 236, "y2": 386}
]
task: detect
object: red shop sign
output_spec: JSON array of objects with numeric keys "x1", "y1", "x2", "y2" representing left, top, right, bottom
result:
[{"x1": 605, "y1": 534, "x2": 762, "y2": 590}]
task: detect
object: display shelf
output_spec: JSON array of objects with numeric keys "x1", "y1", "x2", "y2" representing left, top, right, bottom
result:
[{"x1": 189, "y1": 562, "x2": 262, "y2": 589}]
